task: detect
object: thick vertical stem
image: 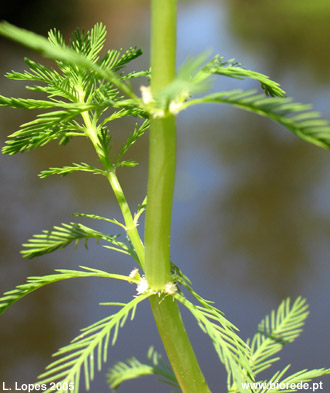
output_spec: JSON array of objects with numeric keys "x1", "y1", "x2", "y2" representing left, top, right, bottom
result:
[
  {"x1": 145, "y1": 1, "x2": 211, "y2": 392},
  {"x1": 149, "y1": 295, "x2": 210, "y2": 393},
  {"x1": 144, "y1": 0, "x2": 177, "y2": 289},
  {"x1": 144, "y1": 115, "x2": 176, "y2": 288},
  {"x1": 150, "y1": 0, "x2": 176, "y2": 89}
]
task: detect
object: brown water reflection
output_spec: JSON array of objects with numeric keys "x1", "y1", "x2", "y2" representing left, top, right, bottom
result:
[
  {"x1": 187, "y1": 113, "x2": 329, "y2": 296},
  {"x1": 1, "y1": 1, "x2": 329, "y2": 392},
  {"x1": 228, "y1": 0, "x2": 330, "y2": 82}
]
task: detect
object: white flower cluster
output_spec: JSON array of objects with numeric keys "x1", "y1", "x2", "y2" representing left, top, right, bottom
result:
[
  {"x1": 169, "y1": 89, "x2": 189, "y2": 115},
  {"x1": 140, "y1": 85, "x2": 153, "y2": 105},
  {"x1": 136, "y1": 277, "x2": 150, "y2": 295},
  {"x1": 164, "y1": 282, "x2": 178, "y2": 295},
  {"x1": 129, "y1": 268, "x2": 178, "y2": 296},
  {"x1": 140, "y1": 85, "x2": 187, "y2": 118},
  {"x1": 129, "y1": 268, "x2": 140, "y2": 279}
]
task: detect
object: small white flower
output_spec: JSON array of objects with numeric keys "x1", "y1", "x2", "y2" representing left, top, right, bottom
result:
[
  {"x1": 169, "y1": 100, "x2": 182, "y2": 115},
  {"x1": 151, "y1": 109, "x2": 165, "y2": 119},
  {"x1": 140, "y1": 85, "x2": 153, "y2": 104},
  {"x1": 129, "y1": 268, "x2": 139, "y2": 279},
  {"x1": 169, "y1": 89, "x2": 189, "y2": 115},
  {"x1": 164, "y1": 282, "x2": 177, "y2": 295},
  {"x1": 136, "y1": 277, "x2": 149, "y2": 295}
]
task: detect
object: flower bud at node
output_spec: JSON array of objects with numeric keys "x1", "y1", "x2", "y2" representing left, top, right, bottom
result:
[
  {"x1": 169, "y1": 101, "x2": 182, "y2": 115},
  {"x1": 164, "y1": 282, "x2": 177, "y2": 295},
  {"x1": 140, "y1": 86, "x2": 153, "y2": 105},
  {"x1": 129, "y1": 268, "x2": 140, "y2": 280},
  {"x1": 136, "y1": 277, "x2": 149, "y2": 295}
]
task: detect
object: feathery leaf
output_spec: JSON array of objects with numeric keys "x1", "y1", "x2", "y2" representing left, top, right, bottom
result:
[
  {"x1": 36, "y1": 294, "x2": 151, "y2": 393},
  {"x1": 228, "y1": 298, "x2": 311, "y2": 393},
  {"x1": 39, "y1": 163, "x2": 105, "y2": 178},
  {"x1": 21, "y1": 222, "x2": 128, "y2": 259},
  {"x1": 248, "y1": 297, "x2": 309, "y2": 376},
  {"x1": 0, "y1": 22, "x2": 137, "y2": 100},
  {"x1": 172, "y1": 270, "x2": 255, "y2": 391},
  {"x1": 2, "y1": 110, "x2": 83, "y2": 155},
  {"x1": 174, "y1": 291, "x2": 253, "y2": 393},
  {"x1": 269, "y1": 367, "x2": 330, "y2": 393},
  {"x1": 100, "y1": 46, "x2": 143, "y2": 73},
  {"x1": 0, "y1": 22, "x2": 147, "y2": 160},
  {"x1": 73, "y1": 213, "x2": 126, "y2": 230},
  {"x1": 183, "y1": 89, "x2": 330, "y2": 149},
  {"x1": 200, "y1": 55, "x2": 286, "y2": 97},
  {"x1": 114, "y1": 120, "x2": 149, "y2": 168},
  {"x1": 0, "y1": 266, "x2": 133, "y2": 315},
  {"x1": 107, "y1": 347, "x2": 179, "y2": 391},
  {"x1": 250, "y1": 366, "x2": 330, "y2": 393},
  {"x1": 134, "y1": 196, "x2": 147, "y2": 226}
]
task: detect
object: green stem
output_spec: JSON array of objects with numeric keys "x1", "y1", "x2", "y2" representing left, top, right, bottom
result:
[
  {"x1": 80, "y1": 108, "x2": 145, "y2": 268},
  {"x1": 150, "y1": 296, "x2": 210, "y2": 393},
  {"x1": 144, "y1": 115, "x2": 176, "y2": 288},
  {"x1": 145, "y1": 0, "x2": 177, "y2": 290},
  {"x1": 106, "y1": 171, "x2": 145, "y2": 268},
  {"x1": 145, "y1": 1, "x2": 211, "y2": 392}
]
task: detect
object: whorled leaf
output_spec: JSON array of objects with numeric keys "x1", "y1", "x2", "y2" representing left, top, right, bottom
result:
[
  {"x1": 200, "y1": 55, "x2": 286, "y2": 97},
  {"x1": 175, "y1": 292, "x2": 254, "y2": 392},
  {"x1": 2, "y1": 110, "x2": 82, "y2": 155},
  {"x1": 0, "y1": 22, "x2": 147, "y2": 158},
  {"x1": 0, "y1": 266, "x2": 134, "y2": 315},
  {"x1": 249, "y1": 365, "x2": 330, "y2": 393},
  {"x1": 107, "y1": 347, "x2": 179, "y2": 391},
  {"x1": 182, "y1": 89, "x2": 330, "y2": 149},
  {"x1": 171, "y1": 268, "x2": 254, "y2": 392},
  {"x1": 21, "y1": 222, "x2": 130, "y2": 259},
  {"x1": 0, "y1": 22, "x2": 138, "y2": 100},
  {"x1": 114, "y1": 120, "x2": 149, "y2": 168},
  {"x1": 39, "y1": 162, "x2": 106, "y2": 178},
  {"x1": 248, "y1": 297, "x2": 309, "y2": 376},
  {"x1": 36, "y1": 294, "x2": 151, "y2": 393},
  {"x1": 73, "y1": 213, "x2": 126, "y2": 230}
]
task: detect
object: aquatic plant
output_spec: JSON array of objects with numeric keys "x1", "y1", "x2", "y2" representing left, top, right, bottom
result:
[{"x1": 0, "y1": 2, "x2": 329, "y2": 392}]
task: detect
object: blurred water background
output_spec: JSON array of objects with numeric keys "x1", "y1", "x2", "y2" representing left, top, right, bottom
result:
[{"x1": 0, "y1": 1, "x2": 330, "y2": 392}]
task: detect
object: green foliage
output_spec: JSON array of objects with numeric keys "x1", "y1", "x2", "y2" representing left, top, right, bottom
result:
[
  {"x1": 73, "y1": 213, "x2": 126, "y2": 230},
  {"x1": 39, "y1": 163, "x2": 106, "y2": 178},
  {"x1": 250, "y1": 365, "x2": 330, "y2": 393},
  {"x1": 0, "y1": 18, "x2": 329, "y2": 393},
  {"x1": 139, "y1": 53, "x2": 330, "y2": 150},
  {"x1": 0, "y1": 22, "x2": 138, "y2": 100},
  {"x1": 107, "y1": 347, "x2": 179, "y2": 391},
  {"x1": 133, "y1": 196, "x2": 147, "y2": 226},
  {"x1": 21, "y1": 221, "x2": 132, "y2": 259},
  {"x1": 107, "y1": 294, "x2": 330, "y2": 393},
  {"x1": 258, "y1": 366, "x2": 330, "y2": 393},
  {"x1": 1, "y1": 22, "x2": 330, "y2": 154},
  {"x1": 0, "y1": 266, "x2": 134, "y2": 315},
  {"x1": 172, "y1": 269, "x2": 253, "y2": 390},
  {"x1": 248, "y1": 297, "x2": 309, "y2": 376},
  {"x1": 226, "y1": 298, "x2": 330, "y2": 393},
  {"x1": 183, "y1": 90, "x2": 330, "y2": 149},
  {"x1": 37, "y1": 294, "x2": 151, "y2": 393},
  {"x1": 174, "y1": 292, "x2": 253, "y2": 391},
  {"x1": 200, "y1": 55, "x2": 286, "y2": 97},
  {"x1": 114, "y1": 120, "x2": 149, "y2": 169},
  {"x1": 0, "y1": 22, "x2": 147, "y2": 158}
]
